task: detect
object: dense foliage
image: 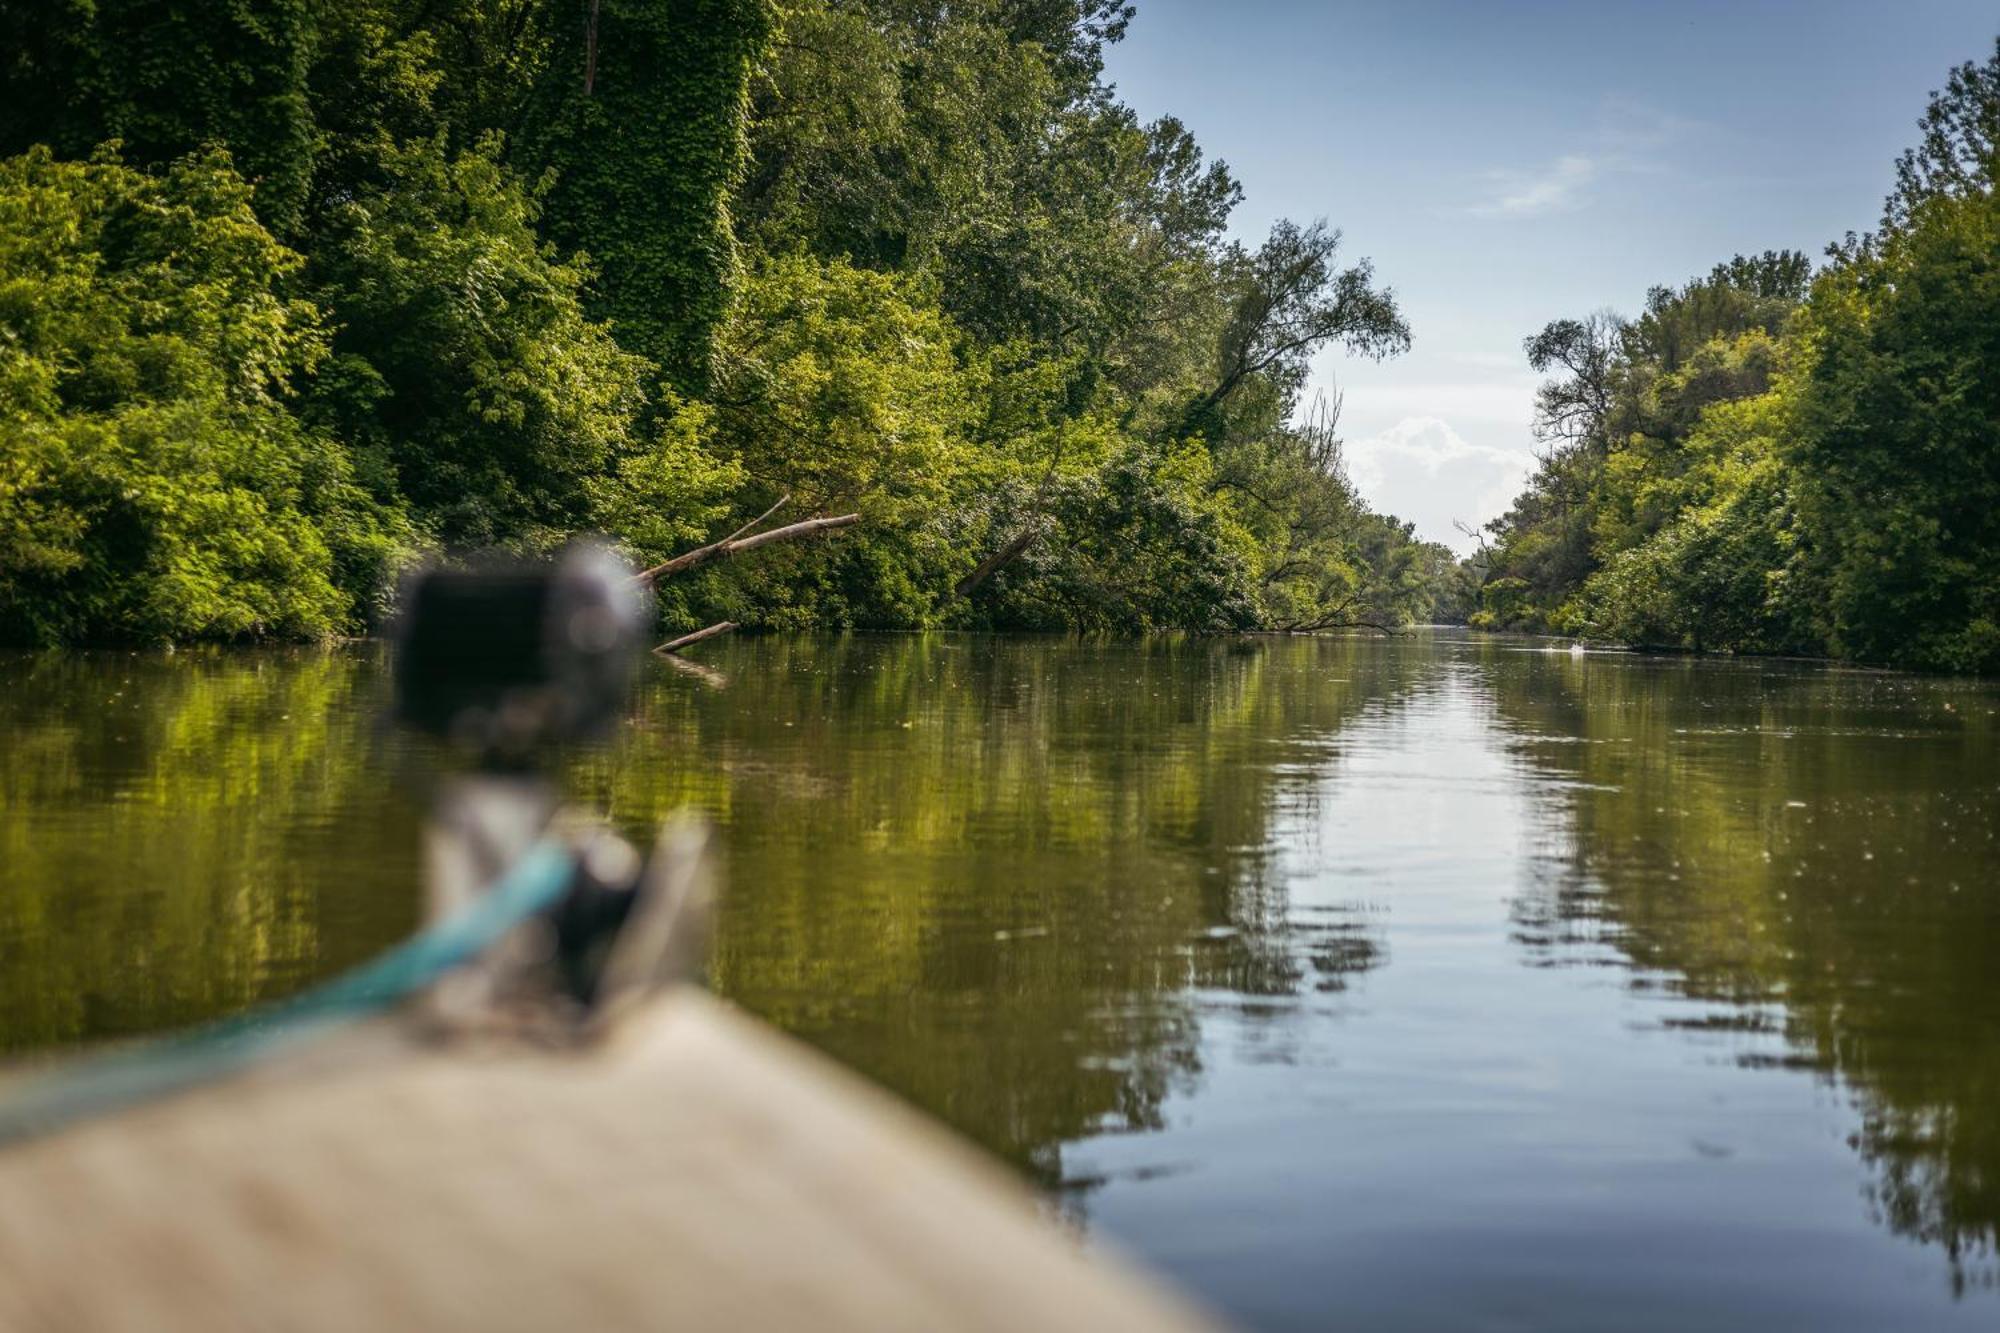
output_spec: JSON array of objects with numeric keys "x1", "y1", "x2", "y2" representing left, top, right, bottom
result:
[
  {"x1": 1473, "y1": 38, "x2": 2000, "y2": 672},
  {"x1": 0, "y1": 148, "x2": 401, "y2": 642},
  {"x1": 0, "y1": 0, "x2": 1452, "y2": 644}
]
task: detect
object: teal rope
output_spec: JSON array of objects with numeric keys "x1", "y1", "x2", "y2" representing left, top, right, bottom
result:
[{"x1": 0, "y1": 840, "x2": 577, "y2": 1149}]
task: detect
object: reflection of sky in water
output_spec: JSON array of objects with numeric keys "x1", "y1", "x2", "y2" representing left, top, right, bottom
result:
[
  {"x1": 1058, "y1": 642, "x2": 2000, "y2": 1331},
  {"x1": 1, "y1": 634, "x2": 1996, "y2": 1331}
]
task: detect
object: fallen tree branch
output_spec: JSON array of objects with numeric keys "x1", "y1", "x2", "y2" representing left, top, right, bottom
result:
[
  {"x1": 632, "y1": 508, "x2": 860, "y2": 584},
  {"x1": 655, "y1": 621, "x2": 738, "y2": 655},
  {"x1": 955, "y1": 432, "x2": 1070, "y2": 602}
]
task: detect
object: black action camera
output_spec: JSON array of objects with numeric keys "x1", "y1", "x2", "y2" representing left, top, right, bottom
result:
[{"x1": 393, "y1": 542, "x2": 652, "y2": 762}]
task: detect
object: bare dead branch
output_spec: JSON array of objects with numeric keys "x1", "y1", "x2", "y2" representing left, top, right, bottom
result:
[
  {"x1": 631, "y1": 496, "x2": 789, "y2": 583},
  {"x1": 1452, "y1": 518, "x2": 1492, "y2": 557},
  {"x1": 724, "y1": 512, "x2": 860, "y2": 556}
]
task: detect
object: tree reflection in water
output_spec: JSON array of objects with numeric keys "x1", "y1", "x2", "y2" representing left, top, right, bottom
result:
[
  {"x1": 0, "y1": 636, "x2": 1405, "y2": 1195},
  {"x1": 581, "y1": 635, "x2": 1409, "y2": 1186},
  {"x1": 0, "y1": 647, "x2": 424, "y2": 1055},
  {"x1": 1486, "y1": 645, "x2": 2000, "y2": 1293}
]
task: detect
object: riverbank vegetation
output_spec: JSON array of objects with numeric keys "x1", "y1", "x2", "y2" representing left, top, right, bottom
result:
[
  {"x1": 1472, "y1": 39, "x2": 2000, "y2": 673},
  {"x1": 0, "y1": 0, "x2": 1454, "y2": 645}
]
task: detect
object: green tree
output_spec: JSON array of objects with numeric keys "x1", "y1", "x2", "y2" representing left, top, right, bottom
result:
[
  {"x1": 1481, "y1": 257, "x2": 1811, "y2": 639},
  {"x1": 1577, "y1": 387, "x2": 1814, "y2": 654},
  {"x1": 1478, "y1": 36, "x2": 2000, "y2": 672},
  {"x1": 681, "y1": 253, "x2": 987, "y2": 628},
  {"x1": 1884, "y1": 36, "x2": 2000, "y2": 229},
  {"x1": 1790, "y1": 181, "x2": 2000, "y2": 671}
]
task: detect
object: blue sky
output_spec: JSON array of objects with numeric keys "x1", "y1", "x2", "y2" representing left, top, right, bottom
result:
[{"x1": 1101, "y1": 1, "x2": 1999, "y2": 551}]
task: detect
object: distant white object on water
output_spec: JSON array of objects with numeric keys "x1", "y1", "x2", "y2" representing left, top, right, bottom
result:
[{"x1": 1569, "y1": 642, "x2": 1586, "y2": 657}]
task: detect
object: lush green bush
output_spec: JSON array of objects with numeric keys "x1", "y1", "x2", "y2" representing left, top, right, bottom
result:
[
  {"x1": 1577, "y1": 392, "x2": 1813, "y2": 655},
  {"x1": 975, "y1": 441, "x2": 1260, "y2": 633},
  {"x1": 0, "y1": 149, "x2": 402, "y2": 644},
  {"x1": 665, "y1": 253, "x2": 988, "y2": 629}
]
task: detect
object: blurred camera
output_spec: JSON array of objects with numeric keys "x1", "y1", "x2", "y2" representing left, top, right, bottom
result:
[{"x1": 393, "y1": 541, "x2": 651, "y2": 761}]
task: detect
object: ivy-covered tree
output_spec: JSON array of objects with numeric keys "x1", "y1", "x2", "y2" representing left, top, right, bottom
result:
[
  {"x1": 306, "y1": 133, "x2": 653, "y2": 547},
  {"x1": 519, "y1": 0, "x2": 771, "y2": 393}
]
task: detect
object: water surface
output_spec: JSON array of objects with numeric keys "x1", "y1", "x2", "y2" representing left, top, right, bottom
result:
[{"x1": 2, "y1": 633, "x2": 1996, "y2": 1329}]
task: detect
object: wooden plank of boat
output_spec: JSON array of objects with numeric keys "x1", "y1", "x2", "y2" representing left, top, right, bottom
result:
[{"x1": 0, "y1": 986, "x2": 1218, "y2": 1333}]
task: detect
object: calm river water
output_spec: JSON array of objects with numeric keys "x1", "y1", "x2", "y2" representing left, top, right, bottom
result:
[{"x1": 2, "y1": 632, "x2": 1997, "y2": 1329}]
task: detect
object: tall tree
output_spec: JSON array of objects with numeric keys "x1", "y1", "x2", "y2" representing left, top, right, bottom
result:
[
  {"x1": 520, "y1": 0, "x2": 772, "y2": 393},
  {"x1": 1793, "y1": 163, "x2": 2000, "y2": 670},
  {"x1": 1182, "y1": 220, "x2": 1409, "y2": 440},
  {"x1": 1522, "y1": 310, "x2": 1623, "y2": 455}
]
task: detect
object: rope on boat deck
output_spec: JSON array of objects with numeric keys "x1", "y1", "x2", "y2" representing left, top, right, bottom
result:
[{"x1": 0, "y1": 840, "x2": 578, "y2": 1149}]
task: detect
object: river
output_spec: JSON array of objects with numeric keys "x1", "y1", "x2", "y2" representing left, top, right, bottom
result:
[{"x1": 1, "y1": 632, "x2": 1996, "y2": 1329}]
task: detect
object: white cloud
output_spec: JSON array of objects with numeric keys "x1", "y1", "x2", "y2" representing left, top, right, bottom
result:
[
  {"x1": 1469, "y1": 154, "x2": 1598, "y2": 218},
  {"x1": 1345, "y1": 416, "x2": 1537, "y2": 553},
  {"x1": 1463, "y1": 97, "x2": 1699, "y2": 222},
  {"x1": 1341, "y1": 378, "x2": 1537, "y2": 428}
]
